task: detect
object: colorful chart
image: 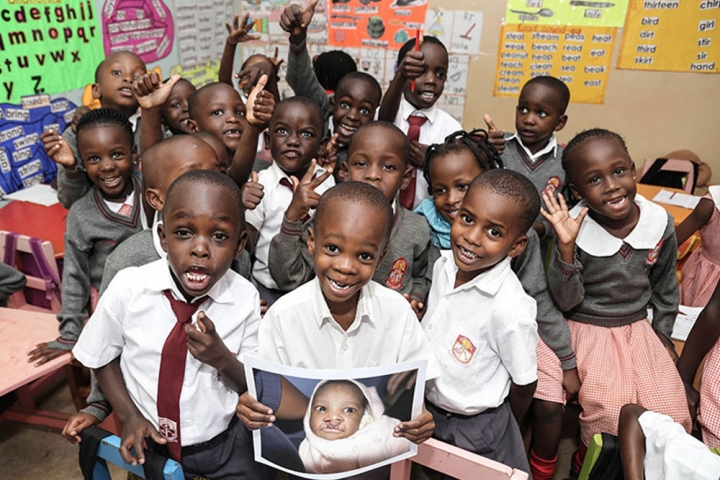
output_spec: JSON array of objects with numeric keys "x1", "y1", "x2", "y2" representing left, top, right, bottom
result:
[
  {"x1": 102, "y1": 0, "x2": 174, "y2": 63},
  {"x1": 505, "y1": 0, "x2": 630, "y2": 27}
]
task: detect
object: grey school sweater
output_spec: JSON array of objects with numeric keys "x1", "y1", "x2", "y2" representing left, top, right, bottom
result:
[
  {"x1": 501, "y1": 136, "x2": 566, "y2": 242},
  {"x1": 547, "y1": 213, "x2": 679, "y2": 339},
  {"x1": 268, "y1": 206, "x2": 430, "y2": 302},
  {"x1": 427, "y1": 228, "x2": 576, "y2": 370},
  {"x1": 53, "y1": 172, "x2": 144, "y2": 349}
]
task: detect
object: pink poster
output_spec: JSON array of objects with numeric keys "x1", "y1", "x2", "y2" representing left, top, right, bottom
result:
[{"x1": 102, "y1": 0, "x2": 174, "y2": 63}]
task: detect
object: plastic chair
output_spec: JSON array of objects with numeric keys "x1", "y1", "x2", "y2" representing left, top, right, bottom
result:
[
  {"x1": 640, "y1": 158, "x2": 698, "y2": 194},
  {"x1": 389, "y1": 438, "x2": 528, "y2": 479},
  {"x1": 80, "y1": 427, "x2": 184, "y2": 480},
  {"x1": 578, "y1": 433, "x2": 621, "y2": 480},
  {"x1": 0, "y1": 231, "x2": 62, "y2": 313}
]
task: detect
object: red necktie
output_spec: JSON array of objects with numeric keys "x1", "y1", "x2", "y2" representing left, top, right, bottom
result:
[
  {"x1": 157, "y1": 291, "x2": 206, "y2": 461},
  {"x1": 399, "y1": 115, "x2": 428, "y2": 210},
  {"x1": 117, "y1": 203, "x2": 133, "y2": 217}
]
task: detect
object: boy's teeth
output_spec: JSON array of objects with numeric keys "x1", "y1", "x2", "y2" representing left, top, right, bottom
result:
[
  {"x1": 421, "y1": 92, "x2": 435, "y2": 99},
  {"x1": 329, "y1": 279, "x2": 350, "y2": 290},
  {"x1": 460, "y1": 246, "x2": 478, "y2": 259},
  {"x1": 187, "y1": 271, "x2": 208, "y2": 282},
  {"x1": 340, "y1": 124, "x2": 357, "y2": 132}
]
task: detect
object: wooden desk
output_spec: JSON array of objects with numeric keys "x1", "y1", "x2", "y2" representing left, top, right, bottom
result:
[
  {"x1": 636, "y1": 184, "x2": 695, "y2": 225},
  {"x1": 0, "y1": 307, "x2": 72, "y2": 430},
  {"x1": 0, "y1": 201, "x2": 67, "y2": 257}
]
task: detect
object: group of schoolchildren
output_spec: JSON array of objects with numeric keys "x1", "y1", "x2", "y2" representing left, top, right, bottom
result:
[{"x1": 16, "y1": 2, "x2": 720, "y2": 478}]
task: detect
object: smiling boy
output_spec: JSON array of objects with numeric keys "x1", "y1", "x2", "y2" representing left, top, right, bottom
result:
[
  {"x1": 73, "y1": 170, "x2": 261, "y2": 477},
  {"x1": 422, "y1": 169, "x2": 540, "y2": 475}
]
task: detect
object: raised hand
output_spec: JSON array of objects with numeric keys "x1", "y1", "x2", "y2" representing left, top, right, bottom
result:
[
  {"x1": 71, "y1": 106, "x2": 91, "y2": 133},
  {"x1": 242, "y1": 171, "x2": 265, "y2": 210},
  {"x1": 484, "y1": 114, "x2": 506, "y2": 155},
  {"x1": 285, "y1": 159, "x2": 333, "y2": 223},
  {"x1": 317, "y1": 133, "x2": 339, "y2": 171},
  {"x1": 132, "y1": 72, "x2": 181, "y2": 110},
  {"x1": 279, "y1": 0, "x2": 319, "y2": 39},
  {"x1": 245, "y1": 74, "x2": 275, "y2": 128},
  {"x1": 41, "y1": 130, "x2": 76, "y2": 168},
  {"x1": 540, "y1": 191, "x2": 587, "y2": 248},
  {"x1": 269, "y1": 46, "x2": 284, "y2": 75},
  {"x1": 186, "y1": 312, "x2": 232, "y2": 369},
  {"x1": 225, "y1": 13, "x2": 261, "y2": 45},
  {"x1": 397, "y1": 50, "x2": 425, "y2": 81}
]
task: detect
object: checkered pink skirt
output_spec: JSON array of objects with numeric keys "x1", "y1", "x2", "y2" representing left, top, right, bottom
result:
[
  {"x1": 534, "y1": 339, "x2": 565, "y2": 405},
  {"x1": 701, "y1": 340, "x2": 720, "y2": 448},
  {"x1": 569, "y1": 319, "x2": 691, "y2": 446}
]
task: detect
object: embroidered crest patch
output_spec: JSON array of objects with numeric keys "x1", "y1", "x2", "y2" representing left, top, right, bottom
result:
[
  {"x1": 386, "y1": 257, "x2": 408, "y2": 290},
  {"x1": 646, "y1": 238, "x2": 663, "y2": 266},
  {"x1": 451, "y1": 335, "x2": 477, "y2": 364},
  {"x1": 158, "y1": 416, "x2": 178, "y2": 442},
  {"x1": 542, "y1": 176, "x2": 561, "y2": 195}
]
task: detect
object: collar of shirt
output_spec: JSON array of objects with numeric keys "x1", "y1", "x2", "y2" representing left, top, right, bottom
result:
[
  {"x1": 310, "y1": 277, "x2": 375, "y2": 332},
  {"x1": 102, "y1": 190, "x2": 135, "y2": 213},
  {"x1": 440, "y1": 250, "x2": 512, "y2": 297},
  {"x1": 709, "y1": 185, "x2": 720, "y2": 210},
  {"x1": 508, "y1": 133, "x2": 558, "y2": 163},
  {"x1": 569, "y1": 194, "x2": 667, "y2": 256},
  {"x1": 138, "y1": 259, "x2": 234, "y2": 305},
  {"x1": 151, "y1": 210, "x2": 166, "y2": 260},
  {"x1": 129, "y1": 111, "x2": 140, "y2": 131},
  {"x1": 399, "y1": 96, "x2": 438, "y2": 125}
]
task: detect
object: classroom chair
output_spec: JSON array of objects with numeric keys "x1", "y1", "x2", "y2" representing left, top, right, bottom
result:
[
  {"x1": 578, "y1": 433, "x2": 621, "y2": 480},
  {"x1": 389, "y1": 438, "x2": 529, "y2": 479},
  {"x1": 639, "y1": 158, "x2": 698, "y2": 194},
  {"x1": 79, "y1": 426, "x2": 184, "y2": 480},
  {"x1": 0, "y1": 231, "x2": 62, "y2": 313}
]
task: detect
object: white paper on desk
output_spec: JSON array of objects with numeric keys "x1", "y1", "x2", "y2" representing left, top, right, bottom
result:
[
  {"x1": 671, "y1": 305, "x2": 705, "y2": 342},
  {"x1": 652, "y1": 189, "x2": 701, "y2": 210},
  {"x1": 4, "y1": 184, "x2": 58, "y2": 206}
]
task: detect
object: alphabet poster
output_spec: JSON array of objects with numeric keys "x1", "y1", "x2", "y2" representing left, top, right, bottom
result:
[
  {"x1": 493, "y1": 23, "x2": 616, "y2": 104},
  {"x1": 0, "y1": 1, "x2": 105, "y2": 103},
  {"x1": 617, "y1": 0, "x2": 720, "y2": 73}
]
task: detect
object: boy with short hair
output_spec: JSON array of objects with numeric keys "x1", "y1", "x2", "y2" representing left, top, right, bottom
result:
[
  {"x1": 238, "y1": 181, "x2": 436, "y2": 447},
  {"x1": 502, "y1": 75, "x2": 570, "y2": 242},
  {"x1": 268, "y1": 121, "x2": 430, "y2": 308},
  {"x1": 280, "y1": 0, "x2": 382, "y2": 169},
  {"x1": 422, "y1": 169, "x2": 540, "y2": 474},
  {"x1": 73, "y1": 170, "x2": 261, "y2": 477},
  {"x1": 243, "y1": 96, "x2": 335, "y2": 304},
  {"x1": 54, "y1": 51, "x2": 147, "y2": 208}
]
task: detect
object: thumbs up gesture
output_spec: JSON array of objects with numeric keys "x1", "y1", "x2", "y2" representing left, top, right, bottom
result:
[
  {"x1": 484, "y1": 114, "x2": 506, "y2": 155},
  {"x1": 280, "y1": 0, "x2": 320, "y2": 41},
  {"x1": 285, "y1": 159, "x2": 333, "y2": 223}
]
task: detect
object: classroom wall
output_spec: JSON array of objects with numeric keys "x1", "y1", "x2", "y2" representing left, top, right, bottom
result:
[{"x1": 445, "y1": 0, "x2": 719, "y2": 183}]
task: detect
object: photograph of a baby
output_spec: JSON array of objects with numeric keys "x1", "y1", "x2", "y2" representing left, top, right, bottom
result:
[
  {"x1": 299, "y1": 379, "x2": 411, "y2": 473},
  {"x1": 244, "y1": 357, "x2": 427, "y2": 480}
]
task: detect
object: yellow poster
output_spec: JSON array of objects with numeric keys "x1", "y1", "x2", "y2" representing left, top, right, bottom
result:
[
  {"x1": 505, "y1": 0, "x2": 630, "y2": 27},
  {"x1": 493, "y1": 24, "x2": 616, "y2": 104},
  {"x1": 617, "y1": 0, "x2": 720, "y2": 73}
]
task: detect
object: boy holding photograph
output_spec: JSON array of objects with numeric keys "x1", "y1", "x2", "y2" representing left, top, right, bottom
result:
[{"x1": 238, "y1": 181, "x2": 436, "y2": 447}]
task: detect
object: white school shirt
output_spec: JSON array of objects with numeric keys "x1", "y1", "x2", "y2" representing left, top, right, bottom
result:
[
  {"x1": 245, "y1": 161, "x2": 335, "y2": 290},
  {"x1": 507, "y1": 133, "x2": 558, "y2": 163},
  {"x1": 422, "y1": 252, "x2": 538, "y2": 415},
  {"x1": 256, "y1": 277, "x2": 439, "y2": 376},
  {"x1": 73, "y1": 259, "x2": 261, "y2": 446},
  {"x1": 639, "y1": 410, "x2": 720, "y2": 480},
  {"x1": 393, "y1": 97, "x2": 462, "y2": 210}
]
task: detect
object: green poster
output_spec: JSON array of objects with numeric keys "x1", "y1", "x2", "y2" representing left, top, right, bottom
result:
[
  {"x1": 505, "y1": 0, "x2": 630, "y2": 27},
  {"x1": 0, "y1": 1, "x2": 104, "y2": 102}
]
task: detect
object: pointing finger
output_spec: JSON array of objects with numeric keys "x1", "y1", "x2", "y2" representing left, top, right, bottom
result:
[
  {"x1": 290, "y1": 175, "x2": 300, "y2": 191},
  {"x1": 311, "y1": 167, "x2": 333, "y2": 187},
  {"x1": 301, "y1": 159, "x2": 318, "y2": 183},
  {"x1": 483, "y1": 114, "x2": 497, "y2": 132}
]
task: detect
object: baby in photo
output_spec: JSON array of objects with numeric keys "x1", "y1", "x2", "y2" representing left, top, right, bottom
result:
[{"x1": 299, "y1": 380, "x2": 411, "y2": 474}]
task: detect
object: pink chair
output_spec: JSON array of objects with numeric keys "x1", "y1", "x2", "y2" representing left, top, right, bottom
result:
[
  {"x1": 389, "y1": 438, "x2": 529, "y2": 480},
  {"x1": 639, "y1": 158, "x2": 697, "y2": 194},
  {"x1": 0, "y1": 231, "x2": 62, "y2": 313}
]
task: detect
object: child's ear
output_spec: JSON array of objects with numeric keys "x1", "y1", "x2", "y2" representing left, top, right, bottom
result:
[
  {"x1": 91, "y1": 83, "x2": 101, "y2": 100},
  {"x1": 307, "y1": 227, "x2": 316, "y2": 256},
  {"x1": 337, "y1": 162, "x2": 348, "y2": 182},
  {"x1": 554, "y1": 114, "x2": 568, "y2": 132},
  {"x1": 145, "y1": 188, "x2": 164, "y2": 212},
  {"x1": 235, "y1": 229, "x2": 248, "y2": 258},
  {"x1": 263, "y1": 130, "x2": 271, "y2": 150},
  {"x1": 131, "y1": 146, "x2": 138, "y2": 165},
  {"x1": 186, "y1": 119, "x2": 199, "y2": 133},
  {"x1": 328, "y1": 95, "x2": 335, "y2": 110},
  {"x1": 568, "y1": 182, "x2": 582, "y2": 200},
  {"x1": 630, "y1": 161, "x2": 637, "y2": 180},
  {"x1": 507, "y1": 234, "x2": 528, "y2": 259},
  {"x1": 157, "y1": 222, "x2": 169, "y2": 253},
  {"x1": 401, "y1": 164, "x2": 414, "y2": 190}
]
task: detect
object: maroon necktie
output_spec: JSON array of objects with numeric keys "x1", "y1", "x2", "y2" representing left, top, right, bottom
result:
[
  {"x1": 399, "y1": 115, "x2": 428, "y2": 210},
  {"x1": 157, "y1": 290, "x2": 205, "y2": 461}
]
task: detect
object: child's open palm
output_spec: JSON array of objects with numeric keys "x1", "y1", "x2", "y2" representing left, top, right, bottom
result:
[
  {"x1": 540, "y1": 192, "x2": 587, "y2": 247},
  {"x1": 133, "y1": 72, "x2": 181, "y2": 111},
  {"x1": 225, "y1": 13, "x2": 260, "y2": 45},
  {"x1": 41, "y1": 130, "x2": 75, "y2": 168}
]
